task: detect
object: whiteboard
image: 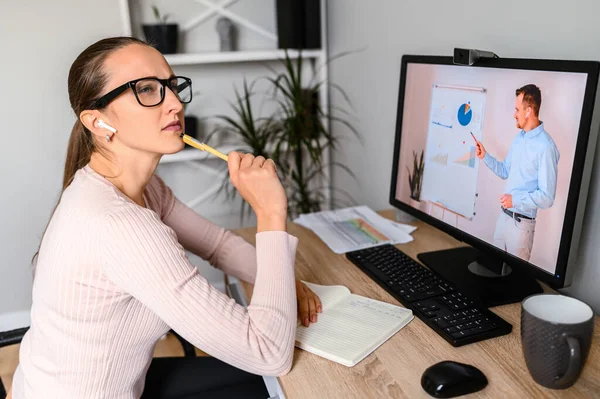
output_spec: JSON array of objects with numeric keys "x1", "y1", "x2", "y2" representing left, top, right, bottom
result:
[{"x1": 420, "y1": 85, "x2": 487, "y2": 219}]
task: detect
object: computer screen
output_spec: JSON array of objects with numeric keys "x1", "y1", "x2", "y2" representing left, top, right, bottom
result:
[{"x1": 390, "y1": 56, "x2": 600, "y2": 289}]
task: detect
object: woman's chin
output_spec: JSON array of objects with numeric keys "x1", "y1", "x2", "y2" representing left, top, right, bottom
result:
[{"x1": 163, "y1": 137, "x2": 186, "y2": 155}]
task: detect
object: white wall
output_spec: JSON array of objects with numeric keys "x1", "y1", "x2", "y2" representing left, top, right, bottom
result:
[
  {"x1": 0, "y1": 0, "x2": 126, "y2": 330},
  {"x1": 327, "y1": 0, "x2": 600, "y2": 313}
]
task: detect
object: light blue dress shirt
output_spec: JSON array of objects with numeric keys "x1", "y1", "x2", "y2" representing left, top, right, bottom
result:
[{"x1": 483, "y1": 122, "x2": 560, "y2": 218}]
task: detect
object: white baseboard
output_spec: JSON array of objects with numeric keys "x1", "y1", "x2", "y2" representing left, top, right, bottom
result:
[{"x1": 0, "y1": 310, "x2": 31, "y2": 332}]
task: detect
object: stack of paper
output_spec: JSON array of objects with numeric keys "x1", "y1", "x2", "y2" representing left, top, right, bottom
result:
[{"x1": 294, "y1": 206, "x2": 417, "y2": 254}]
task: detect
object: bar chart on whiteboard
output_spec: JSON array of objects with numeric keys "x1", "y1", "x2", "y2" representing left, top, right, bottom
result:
[{"x1": 420, "y1": 85, "x2": 487, "y2": 219}]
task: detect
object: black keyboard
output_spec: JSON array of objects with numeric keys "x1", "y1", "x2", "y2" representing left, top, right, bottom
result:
[{"x1": 346, "y1": 244, "x2": 512, "y2": 346}]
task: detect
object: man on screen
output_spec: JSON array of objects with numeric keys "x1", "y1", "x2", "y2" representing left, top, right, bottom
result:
[{"x1": 474, "y1": 84, "x2": 560, "y2": 261}]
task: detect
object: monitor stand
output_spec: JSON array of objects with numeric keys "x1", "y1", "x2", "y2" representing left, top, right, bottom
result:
[{"x1": 417, "y1": 246, "x2": 543, "y2": 308}]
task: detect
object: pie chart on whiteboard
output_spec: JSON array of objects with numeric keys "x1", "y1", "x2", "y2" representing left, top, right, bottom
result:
[{"x1": 457, "y1": 102, "x2": 473, "y2": 126}]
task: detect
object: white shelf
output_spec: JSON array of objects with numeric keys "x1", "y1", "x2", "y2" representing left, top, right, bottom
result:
[{"x1": 164, "y1": 49, "x2": 323, "y2": 66}]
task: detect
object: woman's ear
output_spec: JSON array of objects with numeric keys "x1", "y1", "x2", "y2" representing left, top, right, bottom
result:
[{"x1": 80, "y1": 110, "x2": 109, "y2": 139}]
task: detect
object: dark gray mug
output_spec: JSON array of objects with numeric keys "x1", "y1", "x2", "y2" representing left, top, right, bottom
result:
[{"x1": 521, "y1": 294, "x2": 594, "y2": 389}]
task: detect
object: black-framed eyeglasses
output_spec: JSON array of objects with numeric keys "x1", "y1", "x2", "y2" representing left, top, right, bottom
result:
[{"x1": 92, "y1": 76, "x2": 193, "y2": 109}]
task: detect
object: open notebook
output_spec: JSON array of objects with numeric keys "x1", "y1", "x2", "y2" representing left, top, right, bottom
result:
[{"x1": 296, "y1": 281, "x2": 414, "y2": 367}]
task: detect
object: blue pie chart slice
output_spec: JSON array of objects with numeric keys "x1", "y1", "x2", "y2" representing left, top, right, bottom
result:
[{"x1": 458, "y1": 103, "x2": 472, "y2": 126}]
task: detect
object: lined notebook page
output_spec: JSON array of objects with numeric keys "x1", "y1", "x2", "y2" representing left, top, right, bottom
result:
[
  {"x1": 295, "y1": 293, "x2": 413, "y2": 367},
  {"x1": 302, "y1": 281, "x2": 351, "y2": 312}
]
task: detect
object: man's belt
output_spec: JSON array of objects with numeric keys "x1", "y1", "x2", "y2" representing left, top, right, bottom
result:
[{"x1": 502, "y1": 207, "x2": 535, "y2": 222}]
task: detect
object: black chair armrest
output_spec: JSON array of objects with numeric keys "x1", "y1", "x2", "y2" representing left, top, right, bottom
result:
[
  {"x1": 169, "y1": 330, "x2": 196, "y2": 358},
  {"x1": 0, "y1": 327, "x2": 29, "y2": 348}
]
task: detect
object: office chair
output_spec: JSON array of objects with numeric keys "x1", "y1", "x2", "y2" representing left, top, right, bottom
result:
[
  {"x1": 168, "y1": 330, "x2": 196, "y2": 358},
  {"x1": 0, "y1": 327, "x2": 195, "y2": 397}
]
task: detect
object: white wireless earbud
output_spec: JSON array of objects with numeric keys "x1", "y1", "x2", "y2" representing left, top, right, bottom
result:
[{"x1": 98, "y1": 119, "x2": 117, "y2": 133}]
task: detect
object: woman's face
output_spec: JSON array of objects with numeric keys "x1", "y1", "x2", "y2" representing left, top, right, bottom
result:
[{"x1": 99, "y1": 44, "x2": 185, "y2": 155}]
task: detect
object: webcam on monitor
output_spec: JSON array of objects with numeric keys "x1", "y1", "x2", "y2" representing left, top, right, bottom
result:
[{"x1": 453, "y1": 48, "x2": 499, "y2": 66}]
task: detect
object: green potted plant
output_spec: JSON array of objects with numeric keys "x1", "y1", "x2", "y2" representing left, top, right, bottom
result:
[
  {"x1": 142, "y1": 5, "x2": 178, "y2": 54},
  {"x1": 267, "y1": 51, "x2": 357, "y2": 217},
  {"x1": 407, "y1": 150, "x2": 425, "y2": 209},
  {"x1": 208, "y1": 51, "x2": 358, "y2": 220},
  {"x1": 206, "y1": 80, "x2": 280, "y2": 218}
]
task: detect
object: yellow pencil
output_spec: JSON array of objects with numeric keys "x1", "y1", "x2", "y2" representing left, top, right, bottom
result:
[{"x1": 181, "y1": 133, "x2": 229, "y2": 162}]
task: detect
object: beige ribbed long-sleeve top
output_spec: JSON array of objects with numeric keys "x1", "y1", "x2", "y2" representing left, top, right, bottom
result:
[{"x1": 11, "y1": 165, "x2": 298, "y2": 398}]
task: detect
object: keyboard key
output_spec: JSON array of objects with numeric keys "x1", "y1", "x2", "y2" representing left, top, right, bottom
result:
[
  {"x1": 461, "y1": 328, "x2": 479, "y2": 337},
  {"x1": 477, "y1": 323, "x2": 497, "y2": 332},
  {"x1": 451, "y1": 331, "x2": 467, "y2": 339},
  {"x1": 470, "y1": 326, "x2": 485, "y2": 334},
  {"x1": 424, "y1": 311, "x2": 437, "y2": 318},
  {"x1": 433, "y1": 318, "x2": 450, "y2": 329}
]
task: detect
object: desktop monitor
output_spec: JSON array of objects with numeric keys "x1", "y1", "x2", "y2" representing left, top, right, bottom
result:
[{"x1": 389, "y1": 55, "x2": 600, "y2": 307}]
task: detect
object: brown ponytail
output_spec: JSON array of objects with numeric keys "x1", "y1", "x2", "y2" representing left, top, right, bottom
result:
[
  {"x1": 32, "y1": 36, "x2": 151, "y2": 269},
  {"x1": 63, "y1": 36, "x2": 149, "y2": 189},
  {"x1": 63, "y1": 120, "x2": 94, "y2": 190}
]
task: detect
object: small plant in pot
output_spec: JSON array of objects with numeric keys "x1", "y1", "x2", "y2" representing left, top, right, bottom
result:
[
  {"x1": 407, "y1": 150, "x2": 424, "y2": 208},
  {"x1": 143, "y1": 5, "x2": 178, "y2": 54}
]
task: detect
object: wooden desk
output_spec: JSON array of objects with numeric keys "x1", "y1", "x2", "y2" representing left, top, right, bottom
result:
[{"x1": 235, "y1": 210, "x2": 600, "y2": 398}]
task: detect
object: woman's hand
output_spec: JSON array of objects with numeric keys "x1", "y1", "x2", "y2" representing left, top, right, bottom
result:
[
  {"x1": 296, "y1": 279, "x2": 322, "y2": 327},
  {"x1": 228, "y1": 152, "x2": 287, "y2": 232}
]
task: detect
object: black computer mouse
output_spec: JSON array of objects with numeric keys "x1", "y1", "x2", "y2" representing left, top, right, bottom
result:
[{"x1": 421, "y1": 360, "x2": 488, "y2": 398}]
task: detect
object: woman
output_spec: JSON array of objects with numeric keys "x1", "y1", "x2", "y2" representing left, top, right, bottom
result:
[{"x1": 10, "y1": 37, "x2": 321, "y2": 399}]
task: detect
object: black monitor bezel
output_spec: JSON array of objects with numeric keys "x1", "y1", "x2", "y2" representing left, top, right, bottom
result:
[{"x1": 389, "y1": 55, "x2": 599, "y2": 289}]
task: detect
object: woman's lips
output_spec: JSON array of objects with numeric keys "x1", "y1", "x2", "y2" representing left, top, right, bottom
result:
[{"x1": 163, "y1": 121, "x2": 182, "y2": 131}]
